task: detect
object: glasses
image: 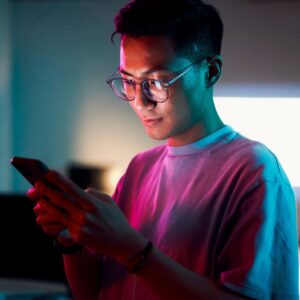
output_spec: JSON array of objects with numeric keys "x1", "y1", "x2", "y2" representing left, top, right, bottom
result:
[{"x1": 106, "y1": 58, "x2": 206, "y2": 103}]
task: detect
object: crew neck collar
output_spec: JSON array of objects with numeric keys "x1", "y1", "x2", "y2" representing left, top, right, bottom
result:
[{"x1": 167, "y1": 125, "x2": 234, "y2": 156}]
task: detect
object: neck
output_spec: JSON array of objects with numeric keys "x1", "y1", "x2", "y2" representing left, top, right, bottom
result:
[{"x1": 167, "y1": 98, "x2": 224, "y2": 146}]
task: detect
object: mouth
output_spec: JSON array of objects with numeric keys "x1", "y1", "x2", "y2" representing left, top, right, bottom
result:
[{"x1": 143, "y1": 118, "x2": 163, "y2": 127}]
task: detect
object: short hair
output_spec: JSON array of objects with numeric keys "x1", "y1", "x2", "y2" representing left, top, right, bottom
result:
[{"x1": 112, "y1": 0, "x2": 224, "y2": 58}]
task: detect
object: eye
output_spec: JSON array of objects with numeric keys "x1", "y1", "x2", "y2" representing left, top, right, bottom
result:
[
  {"x1": 148, "y1": 79, "x2": 156, "y2": 84},
  {"x1": 148, "y1": 80, "x2": 164, "y2": 90},
  {"x1": 123, "y1": 78, "x2": 135, "y2": 86},
  {"x1": 120, "y1": 74, "x2": 133, "y2": 81}
]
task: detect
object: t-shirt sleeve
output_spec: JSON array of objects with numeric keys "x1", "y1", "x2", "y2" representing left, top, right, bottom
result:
[{"x1": 218, "y1": 181, "x2": 299, "y2": 300}]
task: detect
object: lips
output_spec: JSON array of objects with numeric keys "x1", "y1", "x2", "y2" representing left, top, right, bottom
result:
[{"x1": 143, "y1": 118, "x2": 162, "y2": 127}]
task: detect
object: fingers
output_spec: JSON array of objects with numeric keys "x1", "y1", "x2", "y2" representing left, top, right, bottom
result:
[
  {"x1": 32, "y1": 171, "x2": 124, "y2": 250},
  {"x1": 36, "y1": 203, "x2": 81, "y2": 241},
  {"x1": 85, "y1": 188, "x2": 116, "y2": 206},
  {"x1": 46, "y1": 170, "x2": 94, "y2": 210},
  {"x1": 35, "y1": 199, "x2": 67, "y2": 222},
  {"x1": 38, "y1": 221, "x2": 66, "y2": 236},
  {"x1": 27, "y1": 187, "x2": 43, "y2": 201},
  {"x1": 33, "y1": 200, "x2": 46, "y2": 216},
  {"x1": 34, "y1": 201, "x2": 66, "y2": 236},
  {"x1": 33, "y1": 198, "x2": 84, "y2": 243},
  {"x1": 35, "y1": 180, "x2": 84, "y2": 217}
]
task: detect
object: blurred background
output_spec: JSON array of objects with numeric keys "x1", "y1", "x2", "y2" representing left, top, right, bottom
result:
[
  {"x1": 0, "y1": 0, "x2": 299, "y2": 194},
  {"x1": 0, "y1": 0, "x2": 299, "y2": 296}
]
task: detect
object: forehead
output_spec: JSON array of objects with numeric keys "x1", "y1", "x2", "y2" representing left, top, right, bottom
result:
[{"x1": 120, "y1": 35, "x2": 185, "y2": 73}]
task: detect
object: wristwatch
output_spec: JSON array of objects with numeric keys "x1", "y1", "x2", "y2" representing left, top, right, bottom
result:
[{"x1": 126, "y1": 241, "x2": 153, "y2": 273}]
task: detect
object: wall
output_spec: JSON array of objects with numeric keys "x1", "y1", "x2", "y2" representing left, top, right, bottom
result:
[
  {"x1": 209, "y1": 0, "x2": 300, "y2": 97},
  {"x1": 9, "y1": 0, "x2": 300, "y2": 192},
  {"x1": 11, "y1": 0, "x2": 160, "y2": 192},
  {"x1": 0, "y1": 0, "x2": 12, "y2": 192}
]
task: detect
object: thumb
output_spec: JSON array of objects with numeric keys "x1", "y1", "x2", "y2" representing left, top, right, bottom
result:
[{"x1": 85, "y1": 188, "x2": 116, "y2": 206}]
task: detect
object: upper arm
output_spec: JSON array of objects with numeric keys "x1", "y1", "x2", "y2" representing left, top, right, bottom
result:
[{"x1": 218, "y1": 181, "x2": 299, "y2": 300}]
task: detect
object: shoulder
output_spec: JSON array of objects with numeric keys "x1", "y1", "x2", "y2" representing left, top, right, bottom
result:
[
  {"x1": 221, "y1": 132, "x2": 290, "y2": 184},
  {"x1": 117, "y1": 144, "x2": 167, "y2": 184},
  {"x1": 129, "y1": 144, "x2": 167, "y2": 167},
  {"x1": 208, "y1": 130, "x2": 293, "y2": 197},
  {"x1": 112, "y1": 144, "x2": 167, "y2": 204},
  {"x1": 253, "y1": 141, "x2": 290, "y2": 184}
]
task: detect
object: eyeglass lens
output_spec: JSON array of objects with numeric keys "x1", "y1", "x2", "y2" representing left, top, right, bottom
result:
[{"x1": 112, "y1": 79, "x2": 167, "y2": 102}]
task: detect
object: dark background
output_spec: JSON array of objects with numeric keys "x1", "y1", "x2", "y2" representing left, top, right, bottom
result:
[{"x1": 0, "y1": 194, "x2": 66, "y2": 283}]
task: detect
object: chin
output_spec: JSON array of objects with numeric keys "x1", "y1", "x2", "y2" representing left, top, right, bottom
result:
[{"x1": 145, "y1": 129, "x2": 169, "y2": 141}]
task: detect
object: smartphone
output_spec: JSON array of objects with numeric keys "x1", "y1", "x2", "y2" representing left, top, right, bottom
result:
[
  {"x1": 11, "y1": 156, "x2": 71, "y2": 238},
  {"x1": 10, "y1": 156, "x2": 55, "y2": 188}
]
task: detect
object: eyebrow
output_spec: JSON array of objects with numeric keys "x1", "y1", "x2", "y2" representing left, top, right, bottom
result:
[{"x1": 118, "y1": 65, "x2": 172, "y2": 77}]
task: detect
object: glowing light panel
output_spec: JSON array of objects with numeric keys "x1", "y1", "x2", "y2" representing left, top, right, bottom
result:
[{"x1": 215, "y1": 97, "x2": 300, "y2": 188}]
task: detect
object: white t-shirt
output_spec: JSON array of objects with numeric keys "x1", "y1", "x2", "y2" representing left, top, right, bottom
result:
[{"x1": 98, "y1": 125, "x2": 299, "y2": 300}]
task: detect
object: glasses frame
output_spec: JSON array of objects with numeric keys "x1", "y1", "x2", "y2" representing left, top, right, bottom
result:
[{"x1": 106, "y1": 57, "x2": 207, "y2": 103}]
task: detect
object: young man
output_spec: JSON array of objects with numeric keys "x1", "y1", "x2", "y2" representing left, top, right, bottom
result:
[{"x1": 28, "y1": 0, "x2": 299, "y2": 299}]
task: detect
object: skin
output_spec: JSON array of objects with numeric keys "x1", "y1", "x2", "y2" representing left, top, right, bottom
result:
[
  {"x1": 120, "y1": 35, "x2": 224, "y2": 146},
  {"x1": 28, "y1": 35, "x2": 249, "y2": 299}
]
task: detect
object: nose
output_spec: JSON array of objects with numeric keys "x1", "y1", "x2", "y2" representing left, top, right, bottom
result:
[{"x1": 133, "y1": 85, "x2": 156, "y2": 111}]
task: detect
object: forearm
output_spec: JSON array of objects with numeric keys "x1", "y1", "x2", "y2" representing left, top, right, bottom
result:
[
  {"x1": 135, "y1": 245, "x2": 249, "y2": 300},
  {"x1": 63, "y1": 247, "x2": 102, "y2": 300}
]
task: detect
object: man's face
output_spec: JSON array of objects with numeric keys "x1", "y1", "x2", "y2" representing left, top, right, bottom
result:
[{"x1": 120, "y1": 35, "x2": 210, "y2": 146}]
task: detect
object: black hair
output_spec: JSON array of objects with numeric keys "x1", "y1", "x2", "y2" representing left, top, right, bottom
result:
[{"x1": 112, "y1": 0, "x2": 224, "y2": 58}]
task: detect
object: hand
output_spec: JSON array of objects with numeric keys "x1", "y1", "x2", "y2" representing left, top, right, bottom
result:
[
  {"x1": 27, "y1": 186, "x2": 68, "y2": 238},
  {"x1": 33, "y1": 170, "x2": 147, "y2": 262}
]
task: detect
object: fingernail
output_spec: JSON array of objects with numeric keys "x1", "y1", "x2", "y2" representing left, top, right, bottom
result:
[{"x1": 27, "y1": 187, "x2": 35, "y2": 194}]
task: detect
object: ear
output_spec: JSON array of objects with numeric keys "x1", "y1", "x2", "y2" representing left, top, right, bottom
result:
[{"x1": 206, "y1": 55, "x2": 223, "y2": 88}]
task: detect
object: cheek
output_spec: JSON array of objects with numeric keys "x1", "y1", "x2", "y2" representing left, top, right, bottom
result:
[
  {"x1": 168, "y1": 86, "x2": 193, "y2": 115},
  {"x1": 172, "y1": 81, "x2": 207, "y2": 122},
  {"x1": 163, "y1": 96, "x2": 193, "y2": 128},
  {"x1": 129, "y1": 101, "x2": 140, "y2": 116}
]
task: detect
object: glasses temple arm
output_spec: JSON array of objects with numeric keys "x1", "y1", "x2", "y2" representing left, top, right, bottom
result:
[
  {"x1": 106, "y1": 70, "x2": 120, "y2": 84},
  {"x1": 165, "y1": 67, "x2": 192, "y2": 87}
]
